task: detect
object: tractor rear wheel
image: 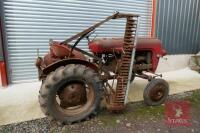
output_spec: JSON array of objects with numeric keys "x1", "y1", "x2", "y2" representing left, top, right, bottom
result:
[
  {"x1": 143, "y1": 78, "x2": 169, "y2": 106},
  {"x1": 39, "y1": 64, "x2": 102, "y2": 124}
]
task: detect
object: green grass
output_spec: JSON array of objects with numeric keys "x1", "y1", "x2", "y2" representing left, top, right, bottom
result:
[
  {"x1": 61, "y1": 127, "x2": 72, "y2": 133},
  {"x1": 97, "y1": 103, "x2": 164, "y2": 126},
  {"x1": 185, "y1": 89, "x2": 200, "y2": 106},
  {"x1": 96, "y1": 89, "x2": 200, "y2": 127},
  {"x1": 97, "y1": 111, "x2": 119, "y2": 127},
  {"x1": 123, "y1": 104, "x2": 164, "y2": 119}
]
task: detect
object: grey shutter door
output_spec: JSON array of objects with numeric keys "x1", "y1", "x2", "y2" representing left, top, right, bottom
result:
[{"x1": 3, "y1": 0, "x2": 152, "y2": 83}]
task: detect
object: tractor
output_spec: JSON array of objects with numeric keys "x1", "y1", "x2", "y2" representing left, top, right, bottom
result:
[{"x1": 35, "y1": 12, "x2": 169, "y2": 124}]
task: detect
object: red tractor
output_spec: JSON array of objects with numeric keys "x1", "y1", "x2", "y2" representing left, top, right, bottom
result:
[{"x1": 36, "y1": 12, "x2": 169, "y2": 124}]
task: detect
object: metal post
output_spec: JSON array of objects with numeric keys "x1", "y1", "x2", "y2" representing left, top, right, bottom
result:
[{"x1": 0, "y1": 0, "x2": 9, "y2": 86}]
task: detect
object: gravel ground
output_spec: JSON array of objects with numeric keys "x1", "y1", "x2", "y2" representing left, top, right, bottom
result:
[{"x1": 0, "y1": 90, "x2": 200, "y2": 133}]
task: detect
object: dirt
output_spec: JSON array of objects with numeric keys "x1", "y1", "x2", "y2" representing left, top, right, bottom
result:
[{"x1": 0, "y1": 89, "x2": 200, "y2": 133}]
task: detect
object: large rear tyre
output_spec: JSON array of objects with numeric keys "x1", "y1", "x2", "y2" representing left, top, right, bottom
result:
[
  {"x1": 143, "y1": 78, "x2": 169, "y2": 106},
  {"x1": 39, "y1": 64, "x2": 102, "y2": 124}
]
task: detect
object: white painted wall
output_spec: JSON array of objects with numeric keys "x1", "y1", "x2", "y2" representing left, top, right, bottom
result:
[{"x1": 156, "y1": 54, "x2": 193, "y2": 73}]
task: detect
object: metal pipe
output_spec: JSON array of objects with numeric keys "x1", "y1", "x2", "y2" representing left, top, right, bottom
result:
[
  {"x1": 61, "y1": 12, "x2": 119, "y2": 44},
  {"x1": 151, "y1": 0, "x2": 157, "y2": 37},
  {"x1": 0, "y1": 1, "x2": 8, "y2": 86}
]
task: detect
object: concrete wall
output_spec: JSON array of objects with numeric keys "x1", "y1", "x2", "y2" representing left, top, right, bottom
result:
[{"x1": 156, "y1": 54, "x2": 193, "y2": 73}]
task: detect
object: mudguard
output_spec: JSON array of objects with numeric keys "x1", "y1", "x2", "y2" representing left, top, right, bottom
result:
[{"x1": 41, "y1": 58, "x2": 99, "y2": 78}]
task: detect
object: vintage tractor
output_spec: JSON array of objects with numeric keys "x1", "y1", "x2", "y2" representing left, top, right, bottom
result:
[{"x1": 36, "y1": 12, "x2": 169, "y2": 124}]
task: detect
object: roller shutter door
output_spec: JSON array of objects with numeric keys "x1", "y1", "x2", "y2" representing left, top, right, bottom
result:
[{"x1": 3, "y1": 0, "x2": 152, "y2": 83}]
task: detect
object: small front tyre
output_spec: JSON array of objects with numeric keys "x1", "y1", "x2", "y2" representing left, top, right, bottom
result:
[{"x1": 143, "y1": 78, "x2": 169, "y2": 106}]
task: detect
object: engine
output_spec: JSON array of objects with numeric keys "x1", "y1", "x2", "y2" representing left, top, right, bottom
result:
[{"x1": 89, "y1": 37, "x2": 166, "y2": 73}]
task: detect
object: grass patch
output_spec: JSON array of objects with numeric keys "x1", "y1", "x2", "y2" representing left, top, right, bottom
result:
[
  {"x1": 97, "y1": 111, "x2": 119, "y2": 127},
  {"x1": 61, "y1": 127, "x2": 71, "y2": 133},
  {"x1": 185, "y1": 89, "x2": 200, "y2": 106},
  {"x1": 97, "y1": 89, "x2": 200, "y2": 127},
  {"x1": 97, "y1": 103, "x2": 165, "y2": 126},
  {"x1": 124, "y1": 103, "x2": 164, "y2": 119}
]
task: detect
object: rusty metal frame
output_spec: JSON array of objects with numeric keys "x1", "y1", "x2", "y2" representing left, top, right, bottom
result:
[
  {"x1": 38, "y1": 12, "x2": 140, "y2": 111},
  {"x1": 41, "y1": 12, "x2": 139, "y2": 76},
  {"x1": 59, "y1": 12, "x2": 139, "y2": 65},
  {"x1": 61, "y1": 12, "x2": 120, "y2": 44}
]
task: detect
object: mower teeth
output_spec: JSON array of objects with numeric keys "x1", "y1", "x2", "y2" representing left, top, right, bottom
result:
[{"x1": 107, "y1": 16, "x2": 138, "y2": 111}]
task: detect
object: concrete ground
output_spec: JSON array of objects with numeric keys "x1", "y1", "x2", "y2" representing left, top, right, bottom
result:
[
  {"x1": 0, "y1": 67, "x2": 200, "y2": 126},
  {"x1": 128, "y1": 67, "x2": 200, "y2": 102},
  {"x1": 0, "y1": 54, "x2": 200, "y2": 126},
  {"x1": 0, "y1": 82, "x2": 44, "y2": 125}
]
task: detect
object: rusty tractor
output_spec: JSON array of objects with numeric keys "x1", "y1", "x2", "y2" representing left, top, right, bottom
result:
[{"x1": 36, "y1": 12, "x2": 169, "y2": 124}]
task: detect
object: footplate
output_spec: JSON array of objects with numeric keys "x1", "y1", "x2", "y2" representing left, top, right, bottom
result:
[{"x1": 107, "y1": 15, "x2": 139, "y2": 111}]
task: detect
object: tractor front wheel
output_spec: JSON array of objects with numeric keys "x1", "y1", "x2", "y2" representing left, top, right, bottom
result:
[
  {"x1": 39, "y1": 64, "x2": 102, "y2": 124},
  {"x1": 143, "y1": 78, "x2": 169, "y2": 106}
]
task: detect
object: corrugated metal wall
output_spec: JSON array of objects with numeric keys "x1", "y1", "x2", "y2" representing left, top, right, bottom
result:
[
  {"x1": 156, "y1": 0, "x2": 200, "y2": 54},
  {"x1": 2, "y1": 0, "x2": 152, "y2": 83}
]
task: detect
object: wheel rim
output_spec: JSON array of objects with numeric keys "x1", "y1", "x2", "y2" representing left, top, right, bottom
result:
[
  {"x1": 149, "y1": 84, "x2": 166, "y2": 102},
  {"x1": 55, "y1": 80, "x2": 95, "y2": 116}
]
